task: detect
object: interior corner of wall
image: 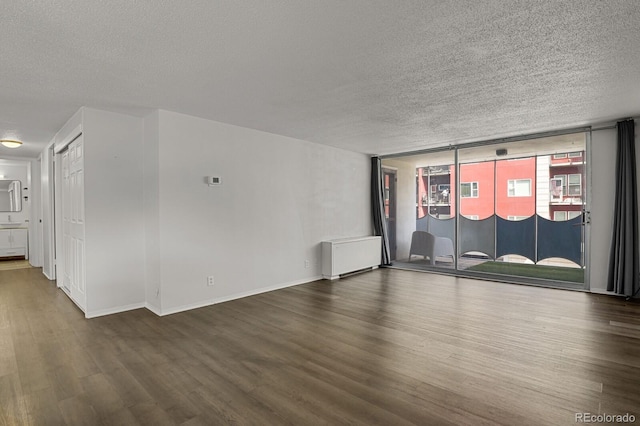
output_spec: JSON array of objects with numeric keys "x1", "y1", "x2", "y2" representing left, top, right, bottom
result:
[{"x1": 145, "y1": 301, "x2": 162, "y2": 316}]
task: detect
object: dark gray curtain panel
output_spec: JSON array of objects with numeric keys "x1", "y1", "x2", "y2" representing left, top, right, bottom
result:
[
  {"x1": 371, "y1": 157, "x2": 391, "y2": 265},
  {"x1": 607, "y1": 119, "x2": 639, "y2": 296}
]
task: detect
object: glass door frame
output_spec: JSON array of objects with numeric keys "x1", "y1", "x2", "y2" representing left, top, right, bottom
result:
[{"x1": 381, "y1": 126, "x2": 591, "y2": 290}]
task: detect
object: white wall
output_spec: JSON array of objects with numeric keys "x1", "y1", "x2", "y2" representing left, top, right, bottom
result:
[
  {"x1": 28, "y1": 159, "x2": 42, "y2": 266},
  {"x1": 588, "y1": 128, "x2": 616, "y2": 293},
  {"x1": 143, "y1": 110, "x2": 161, "y2": 313},
  {"x1": 82, "y1": 108, "x2": 146, "y2": 316},
  {"x1": 154, "y1": 110, "x2": 371, "y2": 314},
  {"x1": 40, "y1": 107, "x2": 370, "y2": 317},
  {"x1": 536, "y1": 156, "x2": 550, "y2": 219},
  {"x1": 51, "y1": 109, "x2": 84, "y2": 284},
  {"x1": 40, "y1": 143, "x2": 55, "y2": 278}
]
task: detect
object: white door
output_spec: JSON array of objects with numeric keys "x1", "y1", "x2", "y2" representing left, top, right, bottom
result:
[
  {"x1": 60, "y1": 136, "x2": 86, "y2": 309},
  {"x1": 61, "y1": 149, "x2": 71, "y2": 291}
]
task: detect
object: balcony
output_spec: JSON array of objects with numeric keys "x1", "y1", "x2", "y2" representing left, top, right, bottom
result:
[
  {"x1": 549, "y1": 197, "x2": 584, "y2": 206},
  {"x1": 421, "y1": 167, "x2": 451, "y2": 176}
]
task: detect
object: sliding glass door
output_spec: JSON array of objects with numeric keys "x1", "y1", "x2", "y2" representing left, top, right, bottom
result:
[
  {"x1": 381, "y1": 131, "x2": 588, "y2": 288},
  {"x1": 457, "y1": 135, "x2": 587, "y2": 286},
  {"x1": 415, "y1": 151, "x2": 456, "y2": 270}
]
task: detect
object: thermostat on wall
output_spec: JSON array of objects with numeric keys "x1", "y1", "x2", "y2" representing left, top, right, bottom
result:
[{"x1": 207, "y1": 176, "x2": 222, "y2": 186}]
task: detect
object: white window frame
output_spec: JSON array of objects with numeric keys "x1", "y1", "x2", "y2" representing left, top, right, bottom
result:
[
  {"x1": 507, "y1": 215, "x2": 528, "y2": 221},
  {"x1": 568, "y1": 174, "x2": 582, "y2": 196},
  {"x1": 553, "y1": 211, "x2": 581, "y2": 221},
  {"x1": 507, "y1": 179, "x2": 532, "y2": 197},
  {"x1": 550, "y1": 177, "x2": 563, "y2": 201},
  {"x1": 460, "y1": 182, "x2": 479, "y2": 198},
  {"x1": 553, "y1": 153, "x2": 567, "y2": 159},
  {"x1": 553, "y1": 174, "x2": 567, "y2": 196},
  {"x1": 568, "y1": 152, "x2": 582, "y2": 158},
  {"x1": 568, "y1": 211, "x2": 582, "y2": 220},
  {"x1": 554, "y1": 211, "x2": 567, "y2": 221},
  {"x1": 464, "y1": 214, "x2": 479, "y2": 220}
]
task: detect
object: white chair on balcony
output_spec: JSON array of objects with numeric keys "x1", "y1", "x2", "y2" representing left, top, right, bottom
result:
[{"x1": 408, "y1": 231, "x2": 455, "y2": 265}]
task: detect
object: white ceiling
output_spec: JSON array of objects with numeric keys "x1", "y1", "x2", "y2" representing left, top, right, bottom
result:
[{"x1": 1, "y1": 1, "x2": 639, "y2": 159}]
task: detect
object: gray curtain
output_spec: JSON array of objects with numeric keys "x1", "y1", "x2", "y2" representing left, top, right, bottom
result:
[
  {"x1": 607, "y1": 119, "x2": 639, "y2": 297},
  {"x1": 371, "y1": 157, "x2": 391, "y2": 265}
]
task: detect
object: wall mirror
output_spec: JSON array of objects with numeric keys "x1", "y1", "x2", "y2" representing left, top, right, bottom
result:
[{"x1": 0, "y1": 180, "x2": 22, "y2": 212}]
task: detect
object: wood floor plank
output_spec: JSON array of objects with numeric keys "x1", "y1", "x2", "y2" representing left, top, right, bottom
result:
[
  {"x1": 58, "y1": 395, "x2": 101, "y2": 426},
  {"x1": 0, "y1": 374, "x2": 29, "y2": 425},
  {"x1": 47, "y1": 365, "x2": 84, "y2": 402},
  {"x1": 128, "y1": 402, "x2": 175, "y2": 426},
  {"x1": 2, "y1": 266, "x2": 640, "y2": 424},
  {"x1": 23, "y1": 386, "x2": 66, "y2": 425}
]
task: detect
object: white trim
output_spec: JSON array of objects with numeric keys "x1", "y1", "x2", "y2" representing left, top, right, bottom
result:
[
  {"x1": 568, "y1": 173, "x2": 582, "y2": 196},
  {"x1": 553, "y1": 211, "x2": 568, "y2": 221},
  {"x1": 151, "y1": 275, "x2": 323, "y2": 317},
  {"x1": 145, "y1": 303, "x2": 162, "y2": 316},
  {"x1": 554, "y1": 174, "x2": 567, "y2": 190},
  {"x1": 59, "y1": 286, "x2": 85, "y2": 314},
  {"x1": 589, "y1": 288, "x2": 620, "y2": 296},
  {"x1": 584, "y1": 131, "x2": 592, "y2": 291},
  {"x1": 568, "y1": 211, "x2": 582, "y2": 219},
  {"x1": 44, "y1": 141, "x2": 57, "y2": 280},
  {"x1": 460, "y1": 181, "x2": 478, "y2": 198},
  {"x1": 85, "y1": 302, "x2": 146, "y2": 319},
  {"x1": 507, "y1": 178, "x2": 532, "y2": 197},
  {"x1": 54, "y1": 125, "x2": 82, "y2": 154}
]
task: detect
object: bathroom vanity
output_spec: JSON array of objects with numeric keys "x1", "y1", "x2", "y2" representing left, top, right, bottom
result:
[{"x1": 0, "y1": 228, "x2": 27, "y2": 259}]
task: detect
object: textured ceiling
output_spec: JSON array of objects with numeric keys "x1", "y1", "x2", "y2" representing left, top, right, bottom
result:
[{"x1": 1, "y1": 1, "x2": 639, "y2": 158}]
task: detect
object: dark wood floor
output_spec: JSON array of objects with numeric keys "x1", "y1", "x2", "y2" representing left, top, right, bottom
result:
[{"x1": 1, "y1": 267, "x2": 640, "y2": 425}]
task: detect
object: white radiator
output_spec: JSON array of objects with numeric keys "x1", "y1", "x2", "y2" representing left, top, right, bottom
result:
[{"x1": 321, "y1": 236, "x2": 381, "y2": 280}]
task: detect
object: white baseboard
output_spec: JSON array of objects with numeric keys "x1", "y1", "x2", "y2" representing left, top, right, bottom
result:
[
  {"x1": 151, "y1": 275, "x2": 323, "y2": 317},
  {"x1": 59, "y1": 276, "x2": 325, "y2": 319},
  {"x1": 145, "y1": 302, "x2": 162, "y2": 316},
  {"x1": 589, "y1": 288, "x2": 623, "y2": 296},
  {"x1": 85, "y1": 302, "x2": 146, "y2": 319}
]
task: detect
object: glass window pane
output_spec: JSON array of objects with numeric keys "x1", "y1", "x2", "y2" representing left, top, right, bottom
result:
[
  {"x1": 460, "y1": 183, "x2": 471, "y2": 197},
  {"x1": 568, "y1": 174, "x2": 581, "y2": 195},
  {"x1": 508, "y1": 179, "x2": 531, "y2": 197},
  {"x1": 554, "y1": 211, "x2": 567, "y2": 221},
  {"x1": 568, "y1": 211, "x2": 582, "y2": 219}
]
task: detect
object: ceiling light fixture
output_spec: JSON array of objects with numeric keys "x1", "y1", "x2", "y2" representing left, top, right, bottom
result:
[{"x1": 0, "y1": 140, "x2": 23, "y2": 148}]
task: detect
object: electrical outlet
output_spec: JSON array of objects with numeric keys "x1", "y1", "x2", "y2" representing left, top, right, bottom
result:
[
  {"x1": 304, "y1": 260, "x2": 310, "y2": 268},
  {"x1": 207, "y1": 276, "x2": 215, "y2": 286}
]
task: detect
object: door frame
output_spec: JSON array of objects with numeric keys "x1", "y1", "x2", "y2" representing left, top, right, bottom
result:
[
  {"x1": 382, "y1": 167, "x2": 397, "y2": 261},
  {"x1": 52, "y1": 125, "x2": 82, "y2": 291}
]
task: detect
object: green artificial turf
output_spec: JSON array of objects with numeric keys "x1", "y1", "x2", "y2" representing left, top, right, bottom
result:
[{"x1": 467, "y1": 261, "x2": 584, "y2": 283}]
